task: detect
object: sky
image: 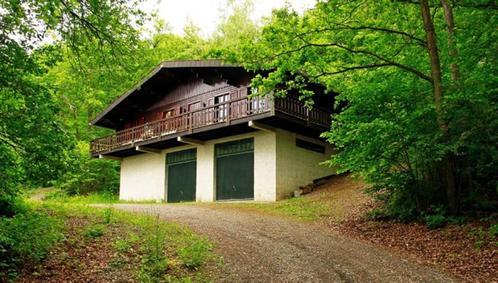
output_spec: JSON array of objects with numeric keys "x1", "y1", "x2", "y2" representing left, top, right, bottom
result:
[{"x1": 139, "y1": 0, "x2": 316, "y2": 37}]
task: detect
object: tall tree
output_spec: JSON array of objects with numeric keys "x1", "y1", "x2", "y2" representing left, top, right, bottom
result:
[
  {"x1": 419, "y1": 0, "x2": 458, "y2": 213},
  {"x1": 242, "y1": 0, "x2": 497, "y2": 217},
  {"x1": 0, "y1": 0, "x2": 144, "y2": 214}
]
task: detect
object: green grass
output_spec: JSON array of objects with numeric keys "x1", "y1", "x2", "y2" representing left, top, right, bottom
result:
[
  {"x1": 11, "y1": 201, "x2": 218, "y2": 282},
  {"x1": 202, "y1": 196, "x2": 331, "y2": 222},
  {"x1": 43, "y1": 190, "x2": 119, "y2": 204},
  {"x1": 40, "y1": 189, "x2": 166, "y2": 205},
  {"x1": 41, "y1": 189, "x2": 334, "y2": 222},
  {"x1": 0, "y1": 204, "x2": 64, "y2": 281},
  {"x1": 202, "y1": 176, "x2": 369, "y2": 223}
]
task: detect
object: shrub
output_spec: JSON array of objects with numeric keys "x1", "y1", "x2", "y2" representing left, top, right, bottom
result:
[
  {"x1": 0, "y1": 141, "x2": 25, "y2": 217},
  {"x1": 84, "y1": 224, "x2": 106, "y2": 238},
  {"x1": 0, "y1": 209, "x2": 63, "y2": 281},
  {"x1": 446, "y1": 216, "x2": 467, "y2": 226},
  {"x1": 178, "y1": 238, "x2": 212, "y2": 270},
  {"x1": 114, "y1": 232, "x2": 139, "y2": 254},
  {"x1": 0, "y1": 197, "x2": 27, "y2": 218},
  {"x1": 138, "y1": 218, "x2": 169, "y2": 281},
  {"x1": 423, "y1": 206, "x2": 447, "y2": 229},
  {"x1": 103, "y1": 208, "x2": 113, "y2": 224},
  {"x1": 59, "y1": 158, "x2": 119, "y2": 196},
  {"x1": 424, "y1": 214, "x2": 446, "y2": 229},
  {"x1": 470, "y1": 227, "x2": 486, "y2": 249},
  {"x1": 489, "y1": 224, "x2": 498, "y2": 237},
  {"x1": 365, "y1": 207, "x2": 389, "y2": 220},
  {"x1": 56, "y1": 144, "x2": 119, "y2": 196},
  {"x1": 114, "y1": 238, "x2": 132, "y2": 253}
]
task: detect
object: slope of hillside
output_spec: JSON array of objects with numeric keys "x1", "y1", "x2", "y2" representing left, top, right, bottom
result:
[{"x1": 204, "y1": 173, "x2": 370, "y2": 222}]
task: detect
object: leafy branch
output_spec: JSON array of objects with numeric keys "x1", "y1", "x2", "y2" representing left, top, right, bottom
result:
[{"x1": 271, "y1": 38, "x2": 432, "y2": 82}]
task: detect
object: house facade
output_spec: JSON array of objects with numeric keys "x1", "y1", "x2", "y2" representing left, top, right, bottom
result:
[{"x1": 90, "y1": 60, "x2": 335, "y2": 202}]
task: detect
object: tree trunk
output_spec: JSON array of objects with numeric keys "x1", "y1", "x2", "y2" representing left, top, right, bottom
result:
[
  {"x1": 420, "y1": 0, "x2": 445, "y2": 130},
  {"x1": 440, "y1": 0, "x2": 460, "y2": 81},
  {"x1": 441, "y1": 0, "x2": 464, "y2": 211},
  {"x1": 419, "y1": 0, "x2": 458, "y2": 214}
]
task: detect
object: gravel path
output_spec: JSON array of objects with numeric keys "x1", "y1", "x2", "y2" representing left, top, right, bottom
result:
[{"x1": 108, "y1": 204, "x2": 455, "y2": 283}]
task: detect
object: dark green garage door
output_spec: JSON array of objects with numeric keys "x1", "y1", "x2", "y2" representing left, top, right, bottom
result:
[
  {"x1": 215, "y1": 138, "x2": 254, "y2": 200},
  {"x1": 167, "y1": 149, "x2": 196, "y2": 203}
]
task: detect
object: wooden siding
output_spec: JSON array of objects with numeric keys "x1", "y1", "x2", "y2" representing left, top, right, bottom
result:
[
  {"x1": 120, "y1": 77, "x2": 249, "y2": 130},
  {"x1": 91, "y1": 94, "x2": 332, "y2": 156}
]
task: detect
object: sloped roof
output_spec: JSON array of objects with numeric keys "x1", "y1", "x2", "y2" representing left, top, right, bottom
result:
[{"x1": 90, "y1": 60, "x2": 240, "y2": 127}]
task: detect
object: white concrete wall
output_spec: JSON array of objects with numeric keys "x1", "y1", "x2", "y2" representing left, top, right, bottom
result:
[
  {"x1": 193, "y1": 131, "x2": 277, "y2": 202},
  {"x1": 118, "y1": 129, "x2": 332, "y2": 202},
  {"x1": 253, "y1": 131, "x2": 277, "y2": 201},
  {"x1": 119, "y1": 153, "x2": 166, "y2": 201},
  {"x1": 119, "y1": 130, "x2": 277, "y2": 202},
  {"x1": 195, "y1": 143, "x2": 215, "y2": 202},
  {"x1": 275, "y1": 129, "x2": 335, "y2": 200}
]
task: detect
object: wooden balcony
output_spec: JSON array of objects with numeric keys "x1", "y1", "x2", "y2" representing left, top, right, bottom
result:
[{"x1": 91, "y1": 95, "x2": 331, "y2": 156}]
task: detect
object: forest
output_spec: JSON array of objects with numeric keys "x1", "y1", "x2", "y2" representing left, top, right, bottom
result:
[{"x1": 0, "y1": 0, "x2": 497, "y2": 282}]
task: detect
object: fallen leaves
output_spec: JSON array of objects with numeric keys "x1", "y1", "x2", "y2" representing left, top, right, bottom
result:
[
  {"x1": 337, "y1": 216, "x2": 497, "y2": 283},
  {"x1": 18, "y1": 217, "x2": 138, "y2": 283}
]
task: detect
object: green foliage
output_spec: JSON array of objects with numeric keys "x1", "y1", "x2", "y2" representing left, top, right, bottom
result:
[
  {"x1": 114, "y1": 237, "x2": 134, "y2": 254},
  {"x1": 53, "y1": 141, "x2": 119, "y2": 196},
  {"x1": 22, "y1": 204, "x2": 216, "y2": 281},
  {"x1": 0, "y1": 141, "x2": 23, "y2": 217},
  {"x1": 470, "y1": 227, "x2": 487, "y2": 249},
  {"x1": 243, "y1": 0, "x2": 498, "y2": 219},
  {"x1": 138, "y1": 217, "x2": 169, "y2": 282},
  {"x1": 103, "y1": 208, "x2": 113, "y2": 224},
  {"x1": 0, "y1": 45, "x2": 74, "y2": 215},
  {"x1": 488, "y1": 224, "x2": 498, "y2": 237},
  {"x1": 6, "y1": 0, "x2": 262, "y2": 211},
  {"x1": 208, "y1": 0, "x2": 259, "y2": 61},
  {"x1": 58, "y1": 158, "x2": 120, "y2": 196},
  {"x1": 44, "y1": 190, "x2": 118, "y2": 204},
  {"x1": 423, "y1": 207, "x2": 447, "y2": 229},
  {"x1": 0, "y1": 208, "x2": 63, "y2": 281},
  {"x1": 83, "y1": 224, "x2": 106, "y2": 238},
  {"x1": 178, "y1": 238, "x2": 212, "y2": 270},
  {"x1": 0, "y1": 0, "x2": 143, "y2": 215}
]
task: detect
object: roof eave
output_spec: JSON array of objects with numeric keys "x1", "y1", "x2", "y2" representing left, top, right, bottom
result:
[{"x1": 89, "y1": 60, "x2": 242, "y2": 128}]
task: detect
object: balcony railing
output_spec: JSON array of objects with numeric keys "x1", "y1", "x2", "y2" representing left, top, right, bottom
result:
[{"x1": 91, "y1": 95, "x2": 331, "y2": 155}]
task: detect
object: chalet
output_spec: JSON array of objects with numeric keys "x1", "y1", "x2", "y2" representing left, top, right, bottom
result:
[{"x1": 90, "y1": 60, "x2": 335, "y2": 202}]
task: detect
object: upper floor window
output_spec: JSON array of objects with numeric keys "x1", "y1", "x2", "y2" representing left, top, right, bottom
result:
[
  {"x1": 215, "y1": 93, "x2": 230, "y2": 119},
  {"x1": 188, "y1": 101, "x2": 202, "y2": 112},
  {"x1": 162, "y1": 109, "x2": 176, "y2": 119}
]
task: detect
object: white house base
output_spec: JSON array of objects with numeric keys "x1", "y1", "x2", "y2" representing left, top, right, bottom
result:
[{"x1": 119, "y1": 129, "x2": 335, "y2": 202}]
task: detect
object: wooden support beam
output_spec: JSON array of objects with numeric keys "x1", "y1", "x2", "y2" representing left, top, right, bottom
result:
[
  {"x1": 248, "y1": 120, "x2": 274, "y2": 132},
  {"x1": 99, "y1": 154, "x2": 122, "y2": 161},
  {"x1": 135, "y1": 146, "x2": 161, "y2": 154},
  {"x1": 177, "y1": 136, "x2": 204, "y2": 146}
]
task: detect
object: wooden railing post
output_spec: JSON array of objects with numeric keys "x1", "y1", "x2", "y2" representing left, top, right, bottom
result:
[
  {"x1": 269, "y1": 95, "x2": 275, "y2": 115},
  {"x1": 189, "y1": 112, "x2": 193, "y2": 133},
  {"x1": 306, "y1": 108, "x2": 310, "y2": 126},
  {"x1": 226, "y1": 101, "x2": 231, "y2": 125}
]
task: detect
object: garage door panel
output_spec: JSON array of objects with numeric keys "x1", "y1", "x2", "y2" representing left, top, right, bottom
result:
[
  {"x1": 167, "y1": 149, "x2": 196, "y2": 203},
  {"x1": 215, "y1": 138, "x2": 254, "y2": 200}
]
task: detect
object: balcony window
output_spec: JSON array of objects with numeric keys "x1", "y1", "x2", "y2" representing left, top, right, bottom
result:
[{"x1": 215, "y1": 93, "x2": 230, "y2": 120}]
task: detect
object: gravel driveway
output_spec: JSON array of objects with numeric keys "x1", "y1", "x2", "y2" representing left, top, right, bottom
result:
[{"x1": 109, "y1": 204, "x2": 455, "y2": 283}]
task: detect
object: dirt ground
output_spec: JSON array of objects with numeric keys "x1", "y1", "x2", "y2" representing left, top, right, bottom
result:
[{"x1": 110, "y1": 203, "x2": 455, "y2": 283}]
